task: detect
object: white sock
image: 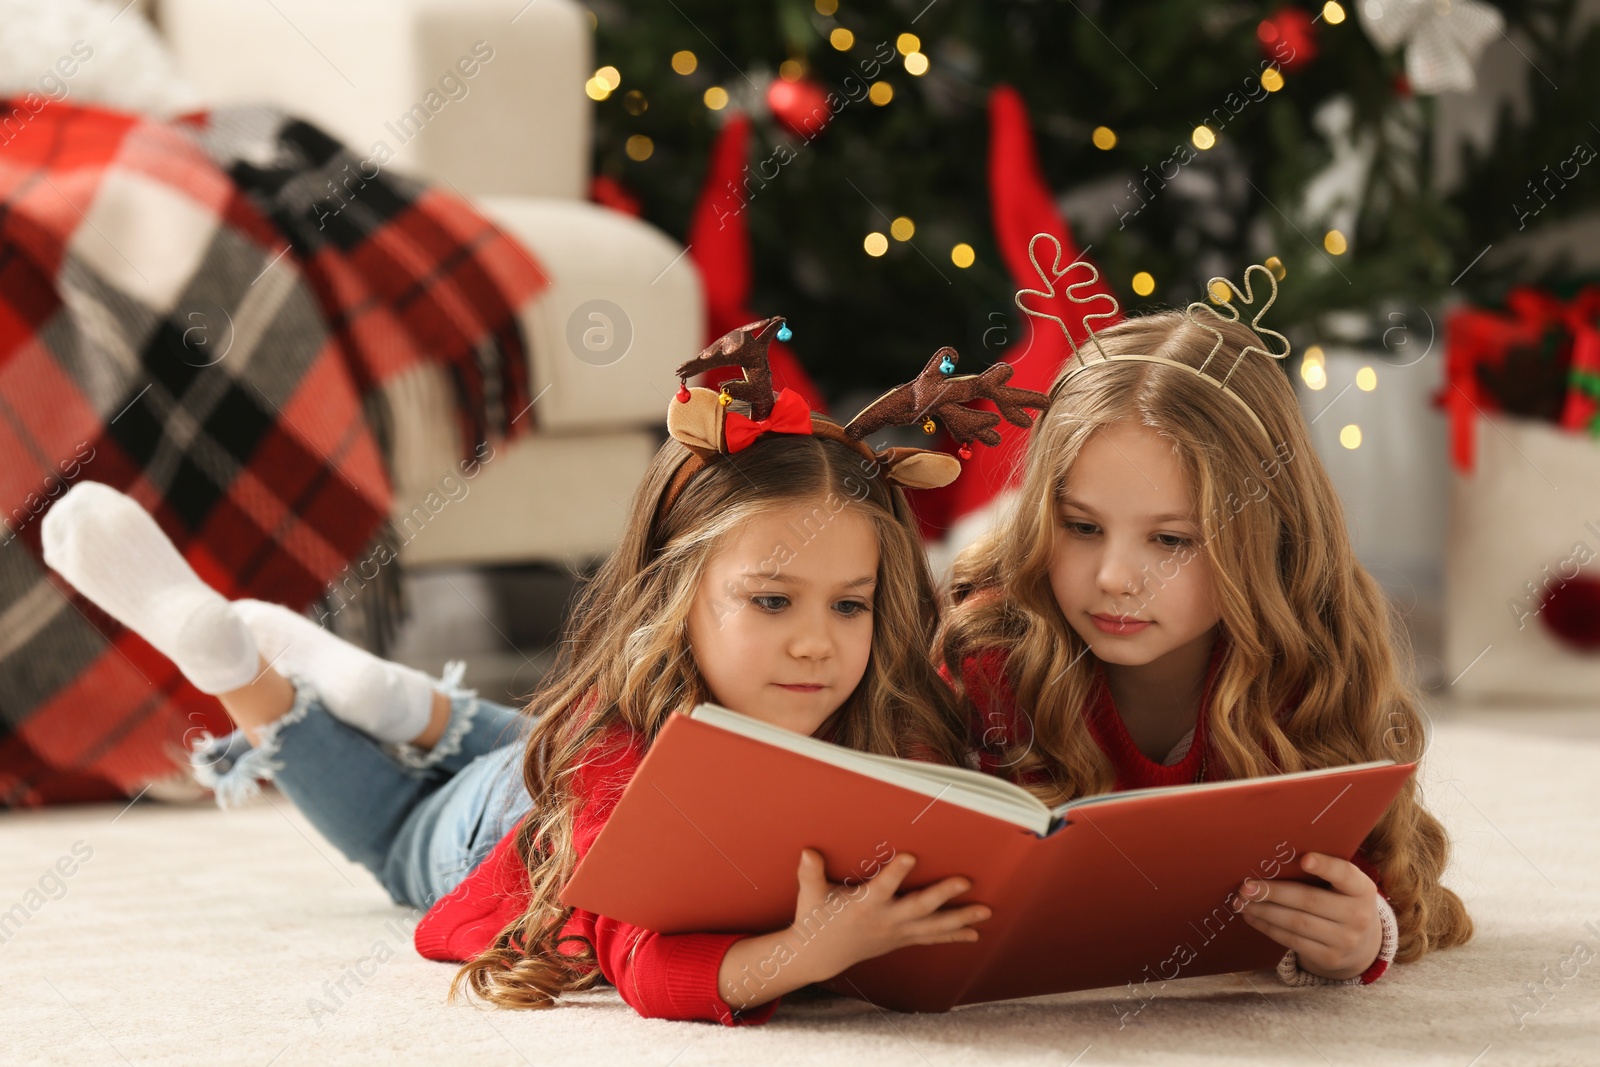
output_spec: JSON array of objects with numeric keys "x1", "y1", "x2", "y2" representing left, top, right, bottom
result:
[
  {"x1": 40, "y1": 482, "x2": 260, "y2": 694},
  {"x1": 232, "y1": 600, "x2": 436, "y2": 744}
]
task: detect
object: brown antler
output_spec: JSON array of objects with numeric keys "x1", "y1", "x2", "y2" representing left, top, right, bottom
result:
[
  {"x1": 845, "y1": 348, "x2": 1050, "y2": 446},
  {"x1": 674, "y1": 316, "x2": 785, "y2": 420}
]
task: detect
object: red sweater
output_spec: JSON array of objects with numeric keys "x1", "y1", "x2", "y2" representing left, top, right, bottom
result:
[
  {"x1": 947, "y1": 641, "x2": 1393, "y2": 985},
  {"x1": 954, "y1": 644, "x2": 1218, "y2": 791},
  {"x1": 412, "y1": 726, "x2": 778, "y2": 1026}
]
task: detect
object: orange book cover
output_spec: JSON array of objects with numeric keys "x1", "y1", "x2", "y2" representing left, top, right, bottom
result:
[{"x1": 560, "y1": 706, "x2": 1416, "y2": 1012}]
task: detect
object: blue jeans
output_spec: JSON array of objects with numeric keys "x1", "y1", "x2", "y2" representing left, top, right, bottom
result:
[{"x1": 187, "y1": 663, "x2": 535, "y2": 911}]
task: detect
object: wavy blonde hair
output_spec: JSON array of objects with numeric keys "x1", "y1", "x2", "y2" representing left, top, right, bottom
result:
[
  {"x1": 450, "y1": 428, "x2": 969, "y2": 1008},
  {"x1": 940, "y1": 311, "x2": 1472, "y2": 963}
]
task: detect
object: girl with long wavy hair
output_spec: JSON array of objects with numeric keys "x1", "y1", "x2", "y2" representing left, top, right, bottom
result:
[
  {"x1": 430, "y1": 424, "x2": 995, "y2": 1023},
  {"x1": 941, "y1": 306, "x2": 1473, "y2": 988},
  {"x1": 40, "y1": 320, "x2": 1030, "y2": 1026}
]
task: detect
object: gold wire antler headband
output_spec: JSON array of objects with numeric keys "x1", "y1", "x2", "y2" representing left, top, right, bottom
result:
[
  {"x1": 658, "y1": 316, "x2": 1050, "y2": 517},
  {"x1": 1012, "y1": 233, "x2": 1291, "y2": 440}
]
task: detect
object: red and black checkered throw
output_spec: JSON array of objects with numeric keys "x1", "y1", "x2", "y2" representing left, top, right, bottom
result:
[{"x1": 0, "y1": 99, "x2": 547, "y2": 807}]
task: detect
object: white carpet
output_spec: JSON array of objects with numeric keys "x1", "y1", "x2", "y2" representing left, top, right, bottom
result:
[{"x1": 4, "y1": 704, "x2": 1598, "y2": 1066}]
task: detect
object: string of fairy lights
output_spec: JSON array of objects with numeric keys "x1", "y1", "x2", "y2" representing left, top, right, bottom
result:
[{"x1": 583, "y1": 0, "x2": 1373, "y2": 449}]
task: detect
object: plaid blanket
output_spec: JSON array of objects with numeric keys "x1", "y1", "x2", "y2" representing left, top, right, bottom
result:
[{"x1": 0, "y1": 100, "x2": 546, "y2": 807}]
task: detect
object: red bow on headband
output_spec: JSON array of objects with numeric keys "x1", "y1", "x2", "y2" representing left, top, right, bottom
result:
[{"x1": 723, "y1": 387, "x2": 814, "y2": 453}]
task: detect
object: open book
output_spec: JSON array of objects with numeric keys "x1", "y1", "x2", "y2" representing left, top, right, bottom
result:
[{"x1": 561, "y1": 704, "x2": 1415, "y2": 1012}]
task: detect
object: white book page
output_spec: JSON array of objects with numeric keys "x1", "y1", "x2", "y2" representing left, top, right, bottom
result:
[
  {"x1": 689, "y1": 703, "x2": 1053, "y2": 834},
  {"x1": 1048, "y1": 759, "x2": 1399, "y2": 818}
]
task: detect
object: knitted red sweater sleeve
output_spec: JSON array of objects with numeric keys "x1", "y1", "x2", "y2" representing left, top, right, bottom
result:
[
  {"x1": 565, "y1": 739, "x2": 780, "y2": 1025},
  {"x1": 413, "y1": 827, "x2": 530, "y2": 964},
  {"x1": 413, "y1": 729, "x2": 780, "y2": 1025}
]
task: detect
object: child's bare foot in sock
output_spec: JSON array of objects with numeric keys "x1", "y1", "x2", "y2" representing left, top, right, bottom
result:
[
  {"x1": 42, "y1": 482, "x2": 450, "y2": 748},
  {"x1": 216, "y1": 664, "x2": 445, "y2": 749},
  {"x1": 233, "y1": 600, "x2": 440, "y2": 745},
  {"x1": 41, "y1": 482, "x2": 260, "y2": 694}
]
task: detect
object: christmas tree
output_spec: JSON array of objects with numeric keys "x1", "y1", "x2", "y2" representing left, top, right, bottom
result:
[
  {"x1": 1447, "y1": 0, "x2": 1600, "y2": 296},
  {"x1": 585, "y1": 0, "x2": 1559, "y2": 394}
]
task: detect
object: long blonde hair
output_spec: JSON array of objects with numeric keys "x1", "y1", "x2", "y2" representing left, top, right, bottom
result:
[
  {"x1": 941, "y1": 311, "x2": 1472, "y2": 963},
  {"x1": 451, "y1": 429, "x2": 969, "y2": 1008}
]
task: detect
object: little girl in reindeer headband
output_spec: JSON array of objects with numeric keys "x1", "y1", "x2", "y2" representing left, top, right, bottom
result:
[
  {"x1": 662, "y1": 316, "x2": 1050, "y2": 516},
  {"x1": 937, "y1": 236, "x2": 1476, "y2": 989}
]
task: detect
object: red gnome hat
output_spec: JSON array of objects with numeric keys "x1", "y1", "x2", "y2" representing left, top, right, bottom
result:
[
  {"x1": 686, "y1": 114, "x2": 826, "y2": 414},
  {"x1": 914, "y1": 86, "x2": 1120, "y2": 542}
]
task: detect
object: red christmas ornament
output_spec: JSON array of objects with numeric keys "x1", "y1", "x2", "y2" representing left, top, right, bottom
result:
[
  {"x1": 1540, "y1": 575, "x2": 1600, "y2": 652},
  {"x1": 1256, "y1": 8, "x2": 1317, "y2": 71},
  {"x1": 958, "y1": 442, "x2": 973, "y2": 460},
  {"x1": 675, "y1": 382, "x2": 691, "y2": 403},
  {"x1": 766, "y1": 78, "x2": 832, "y2": 139}
]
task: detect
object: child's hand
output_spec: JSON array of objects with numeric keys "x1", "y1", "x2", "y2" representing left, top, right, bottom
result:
[
  {"x1": 717, "y1": 849, "x2": 989, "y2": 1010},
  {"x1": 788, "y1": 848, "x2": 990, "y2": 983},
  {"x1": 1236, "y1": 851, "x2": 1383, "y2": 980}
]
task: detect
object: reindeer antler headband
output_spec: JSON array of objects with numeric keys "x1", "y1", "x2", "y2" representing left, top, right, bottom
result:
[
  {"x1": 660, "y1": 316, "x2": 1050, "y2": 517},
  {"x1": 1013, "y1": 233, "x2": 1291, "y2": 441}
]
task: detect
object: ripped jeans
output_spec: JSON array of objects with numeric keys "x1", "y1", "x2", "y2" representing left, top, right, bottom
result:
[{"x1": 187, "y1": 662, "x2": 535, "y2": 911}]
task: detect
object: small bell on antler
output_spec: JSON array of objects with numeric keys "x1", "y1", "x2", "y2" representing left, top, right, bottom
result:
[
  {"x1": 846, "y1": 346, "x2": 1050, "y2": 448},
  {"x1": 674, "y1": 316, "x2": 787, "y2": 420}
]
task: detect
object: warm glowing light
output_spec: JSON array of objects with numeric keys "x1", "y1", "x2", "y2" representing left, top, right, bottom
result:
[
  {"x1": 869, "y1": 80, "x2": 893, "y2": 105},
  {"x1": 1356, "y1": 366, "x2": 1377, "y2": 391},
  {"x1": 890, "y1": 216, "x2": 915, "y2": 241},
  {"x1": 1340, "y1": 424, "x2": 1362, "y2": 449},
  {"x1": 1092, "y1": 125, "x2": 1117, "y2": 150},
  {"x1": 1132, "y1": 271, "x2": 1155, "y2": 296},
  {"x1": 703, "y1": 86, "x2": 729, "y2": 110},
  {"x1": 1192, "y1": 125, "x2": 1216, "y2": 150},
  {"x1": 864, "y1": 232, "x2": 889, "y2": 256},
  {"x1": 904, "y1": 51, "x2": 929, "y2": 75},
  {"x1": 830, "y1": 27, "x2": 855, "y2": 50},
  {"x1": 671, "y1": 50, "x2": 697, "y2": 75},
  {"x1": 951, "y1": 243, "x2": 975, "y2": 268},
  {"x1": 1324, "y1": 229, "x2": 1348, "y2": 255}
]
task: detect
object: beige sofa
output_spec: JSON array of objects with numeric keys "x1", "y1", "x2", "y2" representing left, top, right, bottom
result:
[{"x1": 155, "y1": 0, "x2": 702, "y2": 568}]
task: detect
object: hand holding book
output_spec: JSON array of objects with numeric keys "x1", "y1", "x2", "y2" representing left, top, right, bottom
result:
[
  {"x1": 718, "y1": 849, "x2": 989, "y2": 1011},
  {"x1": 1237, "y1": 851, "x2": 1384, "y2": 980}
]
